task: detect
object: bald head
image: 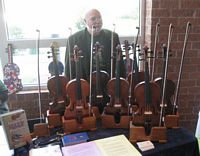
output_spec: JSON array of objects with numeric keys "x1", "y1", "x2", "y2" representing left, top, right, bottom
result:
[{"x1": 84, "y1": 9, "x2": 103, "y2": 36}]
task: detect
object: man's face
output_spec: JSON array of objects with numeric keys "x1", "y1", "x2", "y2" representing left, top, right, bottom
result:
[{"x1": 85, "y1": 10, "x2": 103, "y2": 36}]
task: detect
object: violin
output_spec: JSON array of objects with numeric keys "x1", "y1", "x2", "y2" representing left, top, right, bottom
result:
[
  {"x1": 133, "y1": 45, "x2": 160, "y2": 134},
  {"x1": 3, "y1": 43, "x2": 23, "y2": 93},
  {"x1": 47, "y1": 42, "x2": 68, "y2": 115},
  {"x1": 91, "y1": 42, "x2": 110, "y2": 113},
  {"x1": 154, "y1": 44, "x2": 176, "y2": 116},
  {"x1": 105, "y1": 44, "x2": 129, "y2": 123},
  {"x1": 123, "y1": 40, "x2": 132, "y2": 77},
  {"x1": 150, "y1": 24, "x2": 176, "y2": 126},
  {"x1": 64, "y1": 45, "x2": 90, "y2": 123},
  {"x1": 127, "y1": 27, "x2": 145, "y2": 107},
  {"x1": 48, "y1": 60, "x2": 64, "y2": 76}
]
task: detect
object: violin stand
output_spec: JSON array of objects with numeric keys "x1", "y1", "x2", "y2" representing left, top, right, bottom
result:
[
  {"x1": 129, "y1": 116, "x2": 167, "y2": 143},
  {"x1": 46, "y1": 110, "x2": 62, "y2": 128},
  {"x1": 164, "y1": 114, "x2": 179, "y2": 128},
  {"x1": 129, "y1": 124, "x2": 167, "y2": 143},
  {"x1": 62, "y1": 116, "x2": 97, "y2": 134},
  {"x1": 101, "y1": 115, "x2": 131, "y2": 129},
  {"x1": 33, "y1": 123, "x2": 50, "y2": 138}
]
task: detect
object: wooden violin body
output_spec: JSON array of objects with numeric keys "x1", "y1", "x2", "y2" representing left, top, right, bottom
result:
[
  {"x1": 102, "y1": 45, "x2": 130, "y2": 128},
  {"x1": 62, "y1": 45, "x2": 96, "y2": 133},
  {"x1": 134, "y1": 81, "x2": 160, "y2": 116},
  {"x1": 132, "y1": 46, "x2": 161, "y2": 134},
  {"x1": 64, "y1": 78, "x2": 90, "y2": 122},
  {"x1": 91, "y1": 70, "x2": 110, "y2": 113},
  {"x1": 105, "y1": 77, "x2": 129, "y2": 119},
  {"x1": 127, "y1": 71, "x2": 145, "y2": 105},
  {"x1": 47, "y1": 42, "x2": 69, "y2": 115},
  {"x1": 47, "y1": 76, "x2": 68, "y2": 115},
  {"x1": 154, "y1": 77, "x2": 175, "y2": 115}
]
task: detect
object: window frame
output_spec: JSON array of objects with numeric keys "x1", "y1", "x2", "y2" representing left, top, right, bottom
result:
[{"x1": 0, "y1": 0, "x2": 145, "y2": 90}]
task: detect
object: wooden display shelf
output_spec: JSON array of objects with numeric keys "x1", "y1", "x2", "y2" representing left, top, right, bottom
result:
[
  {"x1": 164, "y1": 114, "x2": 179, "y2": 128},
  {"x1": 101, "y1": 115, "x2": 131, "y2": 129},
  {"x1": 129, "y1": 115, "x2": 167, "y2": 143},
  {"x1": 62, "y1": 116, "x2": 96, "y2": 134},
  {"x1": 129, "y1": 123, "x2": 167, "y2": 143},
  {"x1": 46, "y1": 110, "x2": 62, "y2": 128}
]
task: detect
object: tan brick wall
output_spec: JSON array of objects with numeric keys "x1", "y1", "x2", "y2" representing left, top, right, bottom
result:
[{"x1": 145, "y1": 0, "x2": 200, "y2": 133}]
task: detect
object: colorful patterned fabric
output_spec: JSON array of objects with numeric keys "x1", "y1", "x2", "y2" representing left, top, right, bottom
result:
[{"x1": 3, "y1": 63, "x2": 23, "y2": 93}]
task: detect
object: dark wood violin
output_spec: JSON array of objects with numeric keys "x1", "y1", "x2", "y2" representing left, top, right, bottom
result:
[
  {"x1": 104, "y1": 44, "x2": 129, "y2": 123},
  {"x1": 91, "y1": 42, "x2": 110, "y2": 113},
  {"x1": 64, "y1": 45, "x2": 90, "y2": 124},
  {"x1": 47, "y1": 42, "x2": 68, "y2": 115},
  {"x1": 133, "y1": 45, "x2": 160, "y2": 134}
]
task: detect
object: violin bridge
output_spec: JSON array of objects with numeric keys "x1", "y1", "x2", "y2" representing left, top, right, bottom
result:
[
  {"x1": 96, "y1": 95, "x2": 103, "y2": 98},
  {"x1": 114, "y1": 104, "x2": 122, "y2": 108}
]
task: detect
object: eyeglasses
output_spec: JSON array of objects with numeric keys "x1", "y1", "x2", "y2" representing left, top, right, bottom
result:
[{"x1": 89, "y1": 16, "x2": 102, "y2": 22}]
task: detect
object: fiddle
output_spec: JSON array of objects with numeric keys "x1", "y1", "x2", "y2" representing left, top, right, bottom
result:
[
  {"x1": 3, "y1": 43, "x2": 23, "y2": 93},
  {"x1": 127, "y1": 27, "x2": 145, "y2": 107},
  {"x1": 47, "y1": 42, "x2": 68, "y2": 115},
  {"x1": 64, "y1": 45, "x2": 90, "y2": 124},
  {"x1": 133, "y1": 45, "x2": 160, "y2": 134},
  {"x1": 48, "y1": 60, "x2": 64, "y2": 76},
  {"x1": 154, "y1": 44, "x2": 176, "y2": 117},
  {"x1": 91, "y1": 42, "x2": 110, "y2": 113},
  {"x1": 151, "y1": 24, "x2": 176, "y2": 126},
  {"x1": 123, "y1": 40, "x2": 132, "y2": 77},
  {"x1": 105, "y1": 44, "x2": 129, "y2": 123}
]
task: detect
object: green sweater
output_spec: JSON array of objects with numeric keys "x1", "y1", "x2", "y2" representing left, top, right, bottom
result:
[
  {"x1": 0, "y1": 80, "x2": 7, "y2": 93},
  {"x1": 0, "y1": 80, "x2": 8, "y2": 103}
]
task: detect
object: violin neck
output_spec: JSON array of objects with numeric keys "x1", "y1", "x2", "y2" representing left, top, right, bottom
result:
[
  {"x1": 95, "y1": 54, "x2": 102, "y2": 95},
  {"x1": 76, "y1": 57, "x2": 82, "y2": 100},
  {"x1": 115, "y1": 55, "x2": 121, "y2": 99},
  {"x1": 144, "y1": 61, "x2": 152, "y2": 105}
]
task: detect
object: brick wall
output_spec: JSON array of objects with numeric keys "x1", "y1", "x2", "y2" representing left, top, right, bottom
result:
[
  {"x1": 8, "y1": 90, "x2": 50, "y2": 119},
  {"x1": 145, "y1": 0, "x2": 200, "y2": 133}
]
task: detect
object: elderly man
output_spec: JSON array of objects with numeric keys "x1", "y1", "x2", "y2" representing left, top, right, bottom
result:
[{"x1": 64, "y1": 9, "x2": 125, "y2": 113}]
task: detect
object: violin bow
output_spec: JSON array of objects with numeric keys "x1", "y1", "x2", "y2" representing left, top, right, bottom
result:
[
  {"x1": 159, "y1": 23, "x2": 174, "y2": 126},
  {"x1": 68, "y1": 27, "x2": 72, "y2": 80},
  {"x1": 110, "y1": 23, "x2": 116, "y2": 79},
  {"x1": 89, "y1": 25, "x2": 95, "y2": 116},
  {"x1": 172, "y1": 22, "x2": 191, "y2": 114},
  {"x1": 151, "y1": 23, "x2": 160, "y2": 81}
]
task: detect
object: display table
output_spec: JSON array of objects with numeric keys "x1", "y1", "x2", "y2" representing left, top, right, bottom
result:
[
  {"x1": 0, "y1": 125, "x2": 199, "y2": 156},
  {"x1": 88, "y1": 127, "x2": 199, "y2": 156}
]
